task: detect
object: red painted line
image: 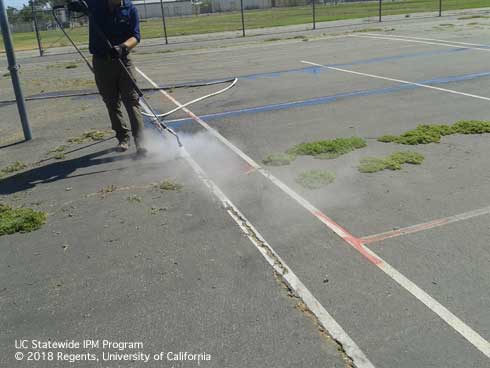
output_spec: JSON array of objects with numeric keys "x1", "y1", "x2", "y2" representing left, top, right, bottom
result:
[
  {"x1": 362, "y1": 219, "x2": 451, "y2": 244},
  {"x1": 243, "y1": 163, "x2": 256, "y2": 175},
  {"x1": 314, "y1": 211, "x2": 383, "y2": 266}
]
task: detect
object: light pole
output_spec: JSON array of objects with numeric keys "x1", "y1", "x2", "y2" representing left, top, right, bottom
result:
[{"x1": 0, "y1": 0, "x2": 32, "y2": 141}]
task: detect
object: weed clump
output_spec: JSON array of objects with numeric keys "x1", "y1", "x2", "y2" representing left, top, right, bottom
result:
[
  {"x1": 296, "y1": 170, "x2": 335, "y2": 189},
  {"x1": 358, "y1": 151, "x2": 424, "y2": 173},
  {"x1": 262, "y1": 153, "x2": 296, "y2": 166},
  {"x1": 68, "y1": 130, "x2": 111, "y2": 144},
  {"x1": 378, "y1": 121, "x2": 490, "y2": 145},
  {"x1": 1, "y1": 161, "x2": 27, "y2": 177},
  {"x1": 159, "y1": 180, "x2": 183, "y2": 191},
  {"x1": 288, "y1": 137, "x2": 367, "y2": 158},
  {"x1": 452, "y1": 120, "x2": 490, "y2": 134},
  {"x1": 0, "y1": 203, "x2": 47, "y2": 236}
]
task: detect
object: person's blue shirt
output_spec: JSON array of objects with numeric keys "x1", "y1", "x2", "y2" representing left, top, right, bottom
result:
[{"x1": 85, "y1": 0, "x2": 141, "y2": 56}]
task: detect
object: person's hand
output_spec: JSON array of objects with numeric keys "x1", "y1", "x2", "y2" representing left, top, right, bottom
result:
[
  {"x1": 67, "y1": 1, "x2": 89, "y2": 15},
  {"x1": 110, "y1": 44, "x2": 129, "y2": 59}
]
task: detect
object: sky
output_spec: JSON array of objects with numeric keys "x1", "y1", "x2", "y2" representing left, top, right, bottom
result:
[{"x1": 5, "y1": 0, "x2": 30, "y2": 9}]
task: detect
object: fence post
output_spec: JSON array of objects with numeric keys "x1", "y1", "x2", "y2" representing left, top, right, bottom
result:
[
  {"x1": 439, "y1": 0, "x2": 442, "y2": 17},
  {"x1": 312, "y1": 0, "x2": 316, "y2": 30},
  {"x1": 0, "y1": 0, "x2": 32, "y2": 141},
  {"x1": 378, "y1": 0, "x2": 382, "y2": 22},
  {"x1": 159, "y1": 0, "x2": 168, "y2": 45},
  {"x1": 240, "y1": 0, "x2": 245, "y2": 37},
  {"x1": 31, "y1": 0, "x2": 43, "y2": 56}
]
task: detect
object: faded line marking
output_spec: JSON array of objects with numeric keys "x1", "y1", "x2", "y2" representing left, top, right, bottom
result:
[
  {"x1": 136, "y1": 67, "x2": 490, "y2": 360},
  {"x1": 301, "y1": 60, "x2": 490, "y2": 102},
  {"x1": 362, "y1": 33, "x2": 490, "y2": 48},
  {"x1": 350, "y1": 34, "x2": 490, "y2": 52},
  {"x1": 361, "y1": 205, "x2": 490, "y2": 244},
  {"x1": 136, "y1": 67, "x2": 376, "y2": 368}
]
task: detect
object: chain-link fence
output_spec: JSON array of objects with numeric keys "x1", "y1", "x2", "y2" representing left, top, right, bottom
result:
[{"x1": 1, "y1": 0, "x2": 489, "y2": 55}]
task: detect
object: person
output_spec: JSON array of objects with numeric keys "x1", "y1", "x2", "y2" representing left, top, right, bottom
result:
[{"x1": 67, "y1": 0, "x2": 147, "y2": 156}]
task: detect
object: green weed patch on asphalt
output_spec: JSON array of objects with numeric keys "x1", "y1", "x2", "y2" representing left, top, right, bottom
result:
[
  {"x1": 100, "y1": 185, "x2": 117, "y2": 194},
  {"x1": 288, "y1": 137, "x2": 367, "y2": 158},
  {"x1": 47, "y1": 145, "x2": 68, "y2": 160},
  {"x1": 296, "y1": 170, "x2": 335, "y2": 189},
  {"x1": 159, "y1": 180, "x2": 183, "y2": 191},
  {"x1": 53, "y1": 153, "x2": 66, "y2": 160},
  {"x1": 1, "y1": 161, "x2": 27, "y2": 178},
  {"x1": 68, "y1": 130, "x2": 112, "y2": 144},
  {"x1": 262, "y1": 153, "x2": 296, "y2": 166},
  {"x1": 358, "y1": 151, "x2": 425, "y2": 173},
  {"x1": 0, "y1": 203, "x2": 47, "y2": 236},
  {"x1": 127, "y1": 195, "x2": 142, "y2": 203},
  {"x1": 378, "y1": 121, "x2": 490, "y2": 145}
]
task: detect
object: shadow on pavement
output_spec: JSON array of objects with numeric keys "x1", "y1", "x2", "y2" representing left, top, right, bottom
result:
[{"x1": 0, "y1": 148, "x2": 134, "y2": 195}]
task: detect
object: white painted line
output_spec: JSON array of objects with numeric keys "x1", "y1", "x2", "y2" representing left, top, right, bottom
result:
[
  {"x1": 349, "y1": 34, "x2": 490, "y2": 52},
  {"x1": 362, "y1": 205, "x2": 490, "y2": 244},
  {"x1": 136, "y1": 67, "x2": 490, "y2": 359},
  {"x1": 301, "y1": 60, "x2": 490, "y2": 102},
  {"x1": 137, "y1": 70, "x2": 376, "y2": 368},
  {"x1": 364, "y1": 33, "x2": 490, "y2": 47}
]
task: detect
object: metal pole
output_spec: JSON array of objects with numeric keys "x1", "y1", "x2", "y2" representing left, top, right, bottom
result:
[
  {"x1": 312, "y1": 0, "x2": 316, "y2": 30},
  {"x1": 159, "y1": 0, "x2": 168, "y2": 44},
  {"x1": 378, "y1": 0, "x2": 382, "y2": 22},
  {"x1": 31, "y1": 0, "x2": 43, "y2": 56},
  {"x1": 0, "y1": 0, "x2": 32, "y2": 141},
  {"x1": 240, "y1": 0, "x2": 245, "y2": 37},
  {"x1": 439, "y1": 0, "x2": 442, "y2": 17},
  {"x1": 143, "y1": 0, "x2": 148, "y2": 19}
]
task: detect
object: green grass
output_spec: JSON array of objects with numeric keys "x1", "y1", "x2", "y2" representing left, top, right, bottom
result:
[
  {"x1": 0, "y1": 203, "x2": 47, "y2": 236},
  {"x1": 262, "y1": 153, "x2": 296, "y2": 166},
  {"x1": 287, "y1": 137, "x2": 367, "y2": 158},
  {"x1": 378, "y1": 121, "x2": 490, "y2": 145},
  {"x1": 358, "y1": 151, "x2": 425, "y2": 173},
  {"x1": 296, "y1": 170, "x2": 335, "y2": 189},
  {"x1": 3, "y1": 0, "x2": 489, "y2": 51}
]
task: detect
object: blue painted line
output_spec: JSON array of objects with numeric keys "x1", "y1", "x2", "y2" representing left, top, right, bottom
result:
[{"x1": 165, "y1": 69, "x2": 490, "y2": 130}]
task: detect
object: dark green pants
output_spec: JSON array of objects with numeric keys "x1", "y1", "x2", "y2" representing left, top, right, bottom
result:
[{"x1": 93, "y1": 55, "x2": 144, "y2": 147}]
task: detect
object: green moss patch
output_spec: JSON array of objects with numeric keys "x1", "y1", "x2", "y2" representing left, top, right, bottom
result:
[
  {"x1": 159, "y1": 180, "x2": 183, "y2": 191},
  {"x1": 262, "y1": 153, "x2": 296, "y2": 166},
  {"x1": 358, "y1": 151, "x2": 424, "y2": 173},
  {"x1": 378, "y1": 121, "x2": 490, "y2": 145},
  {"x1": 296, "y1": 170, "x2": 336, "y2": 189},
  {"x1": 0, "y1": 203, "x2": 47, "y2": 236},
  {"x1": 287, "y1": 137, "x2": 367, "y2": 158},
  {"x1": 68, "y1": 130, "x2": 111, "y2": 144}
]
